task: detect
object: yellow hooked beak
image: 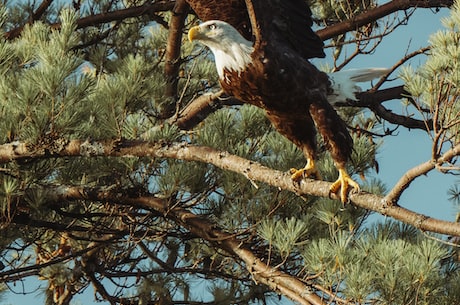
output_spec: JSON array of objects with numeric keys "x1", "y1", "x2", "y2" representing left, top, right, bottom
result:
[{"x1": 188, "y1": 25, "x2": 202, "y2": 42}]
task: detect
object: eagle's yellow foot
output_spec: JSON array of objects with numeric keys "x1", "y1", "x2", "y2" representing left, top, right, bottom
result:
[
  {"x1": 330, "y1": 168, "x2": 360, "y2": 203},
  {"x1": 290, "y1": 159, "x2": 321, "y2": 182}
]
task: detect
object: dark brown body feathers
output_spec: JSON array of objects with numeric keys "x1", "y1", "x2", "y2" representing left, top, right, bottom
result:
[{"x1": 186, "y1": 0, "x2": 353, "y2": 168}]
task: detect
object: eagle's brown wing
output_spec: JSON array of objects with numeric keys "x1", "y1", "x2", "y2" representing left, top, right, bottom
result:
[
  {"x1": 244, "y1": 0, "x2": 325, "y2": 59},
  {"x1": 186, "y1": 0, "x2": 325, "y2": 59},
  {"x1": 185, "y1": 0, "x2": 252, "y2": 40}
]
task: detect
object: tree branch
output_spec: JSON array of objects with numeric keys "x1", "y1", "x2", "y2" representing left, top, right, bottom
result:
[
  {"x1": 43, "y1": 185, "x2": 325, "y2": 305},
  {"x1": 163, "y1": 0, "x2": 190, "y2": 117},
  {"x1": 5, "y1": 0, "x2": 452, "y2": 41},
  {"x1": 316, "y1": 0, "x2": 454, "y2": 41},
  {"x1": 5, "y1": 0, "x2": 55, "y2": 39},
  {"x1": 356, "y1": 86, "x2": 434, "y2": 130},
  {"x1": 1, "y1": 139, "x2": 460, "y2": 236},
  {"x1": 0, "y1": 243, "x2": 100, "y2": 279},
  {"x1": 172, "y1": 90, "x2": 243, "y2": 130},
  {"x1": 4, "y1": 1, "x2": 176, "y2": 40},
  {"x1": 384, "y1": 142, "x2": 460, "y2": 204},
  {"x1": 31, "y1": 0, "x2": 54, "y2": 21}
]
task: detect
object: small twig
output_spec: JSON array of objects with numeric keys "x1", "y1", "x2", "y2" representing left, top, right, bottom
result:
[
  {"x1": 422, "y1": 231, "x2": 460, "y2": 248},
  {"x1": 385, "y1": 142, "x2": 460, "y2": 205}
]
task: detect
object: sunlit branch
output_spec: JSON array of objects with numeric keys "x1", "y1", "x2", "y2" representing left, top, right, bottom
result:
[{"x1": 0, "y1": 139, "x2": 459, "y2": 236}]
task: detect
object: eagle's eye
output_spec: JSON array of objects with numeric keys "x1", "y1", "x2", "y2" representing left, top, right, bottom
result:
[{"x1": 208, "y1": 23, "x2": 217, "y2": 30}]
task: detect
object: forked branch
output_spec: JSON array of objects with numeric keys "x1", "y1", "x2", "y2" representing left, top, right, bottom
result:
[
  {"x1": 384, "y1": 133, "x2": 460, "y2": 204},
  {"x1": 42, "y1": 185, "x2": 325, "y2": 305}
]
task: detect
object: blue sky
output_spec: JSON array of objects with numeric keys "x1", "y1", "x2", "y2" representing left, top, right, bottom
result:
[
  {"x1": 348, "y1": 7, "x2": 457, "y2": 222},
  {"x1": 2, "y1": 4, "x2": 457, "y2": 305}
]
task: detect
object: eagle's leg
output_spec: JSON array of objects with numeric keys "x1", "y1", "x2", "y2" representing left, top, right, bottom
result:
[
  {"x1": 290, "y1": 158, "x2": 321, "y2": 181},
  {"x1": 329, "y1": 166, "x2": 360, "y2": 203}
]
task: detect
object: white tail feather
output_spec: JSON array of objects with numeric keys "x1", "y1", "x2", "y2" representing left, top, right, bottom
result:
[{"x1": 327, "y1": 68, "x2": 390, "y2": 104}]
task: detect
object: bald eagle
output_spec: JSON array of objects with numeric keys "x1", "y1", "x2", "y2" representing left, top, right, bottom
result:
[{"x1": 186, "y1": 0, "x2": 388, "y2": 202}]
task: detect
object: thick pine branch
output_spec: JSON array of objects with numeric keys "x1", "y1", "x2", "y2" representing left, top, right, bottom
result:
[{"x1": 1, "y1": 139, "x2": 460, "y2": 236}]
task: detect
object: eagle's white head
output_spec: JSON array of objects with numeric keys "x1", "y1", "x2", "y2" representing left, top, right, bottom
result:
[{"x1": 188, "y1": 20, "x2": 254, "y2": 79}]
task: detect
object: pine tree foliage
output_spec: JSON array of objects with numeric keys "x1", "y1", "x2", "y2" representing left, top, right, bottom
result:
[
  {"x1": 400, "y1": 1, "x2": 460, "y2": 208},
  {"x1": 311, "y1": 0, "x2": 376, "y2": 23},
  {"x1": 0, "y1": 0, "x2": 458, "y2": 304},
  {"x1": 401, "y1": 2, "x2": 460, "y2": 140}
]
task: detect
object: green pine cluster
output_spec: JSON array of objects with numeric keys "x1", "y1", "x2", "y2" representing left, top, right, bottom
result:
[
  {"x1": 400, "y1": 0, "x2": 460, "y2": 212},
  {"x1": 0, "y1": 0, "x2": 458, "y2": 304}
]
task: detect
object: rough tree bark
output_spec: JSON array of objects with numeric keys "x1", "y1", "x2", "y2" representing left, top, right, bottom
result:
[
  {"x1": 59, "y1": 186, "x2": 326, "y2": 305},
  {"x1": 163, "y1": 0, "x2": 190, "y2": 117},
  {"x1": 1, "y1": 139, "x2": 459, "y2": 236}
]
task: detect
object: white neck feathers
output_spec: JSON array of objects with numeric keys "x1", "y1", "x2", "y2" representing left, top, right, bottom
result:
[{"x1": 208, "y1": 40, "x2": 254, "y2": 79}]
